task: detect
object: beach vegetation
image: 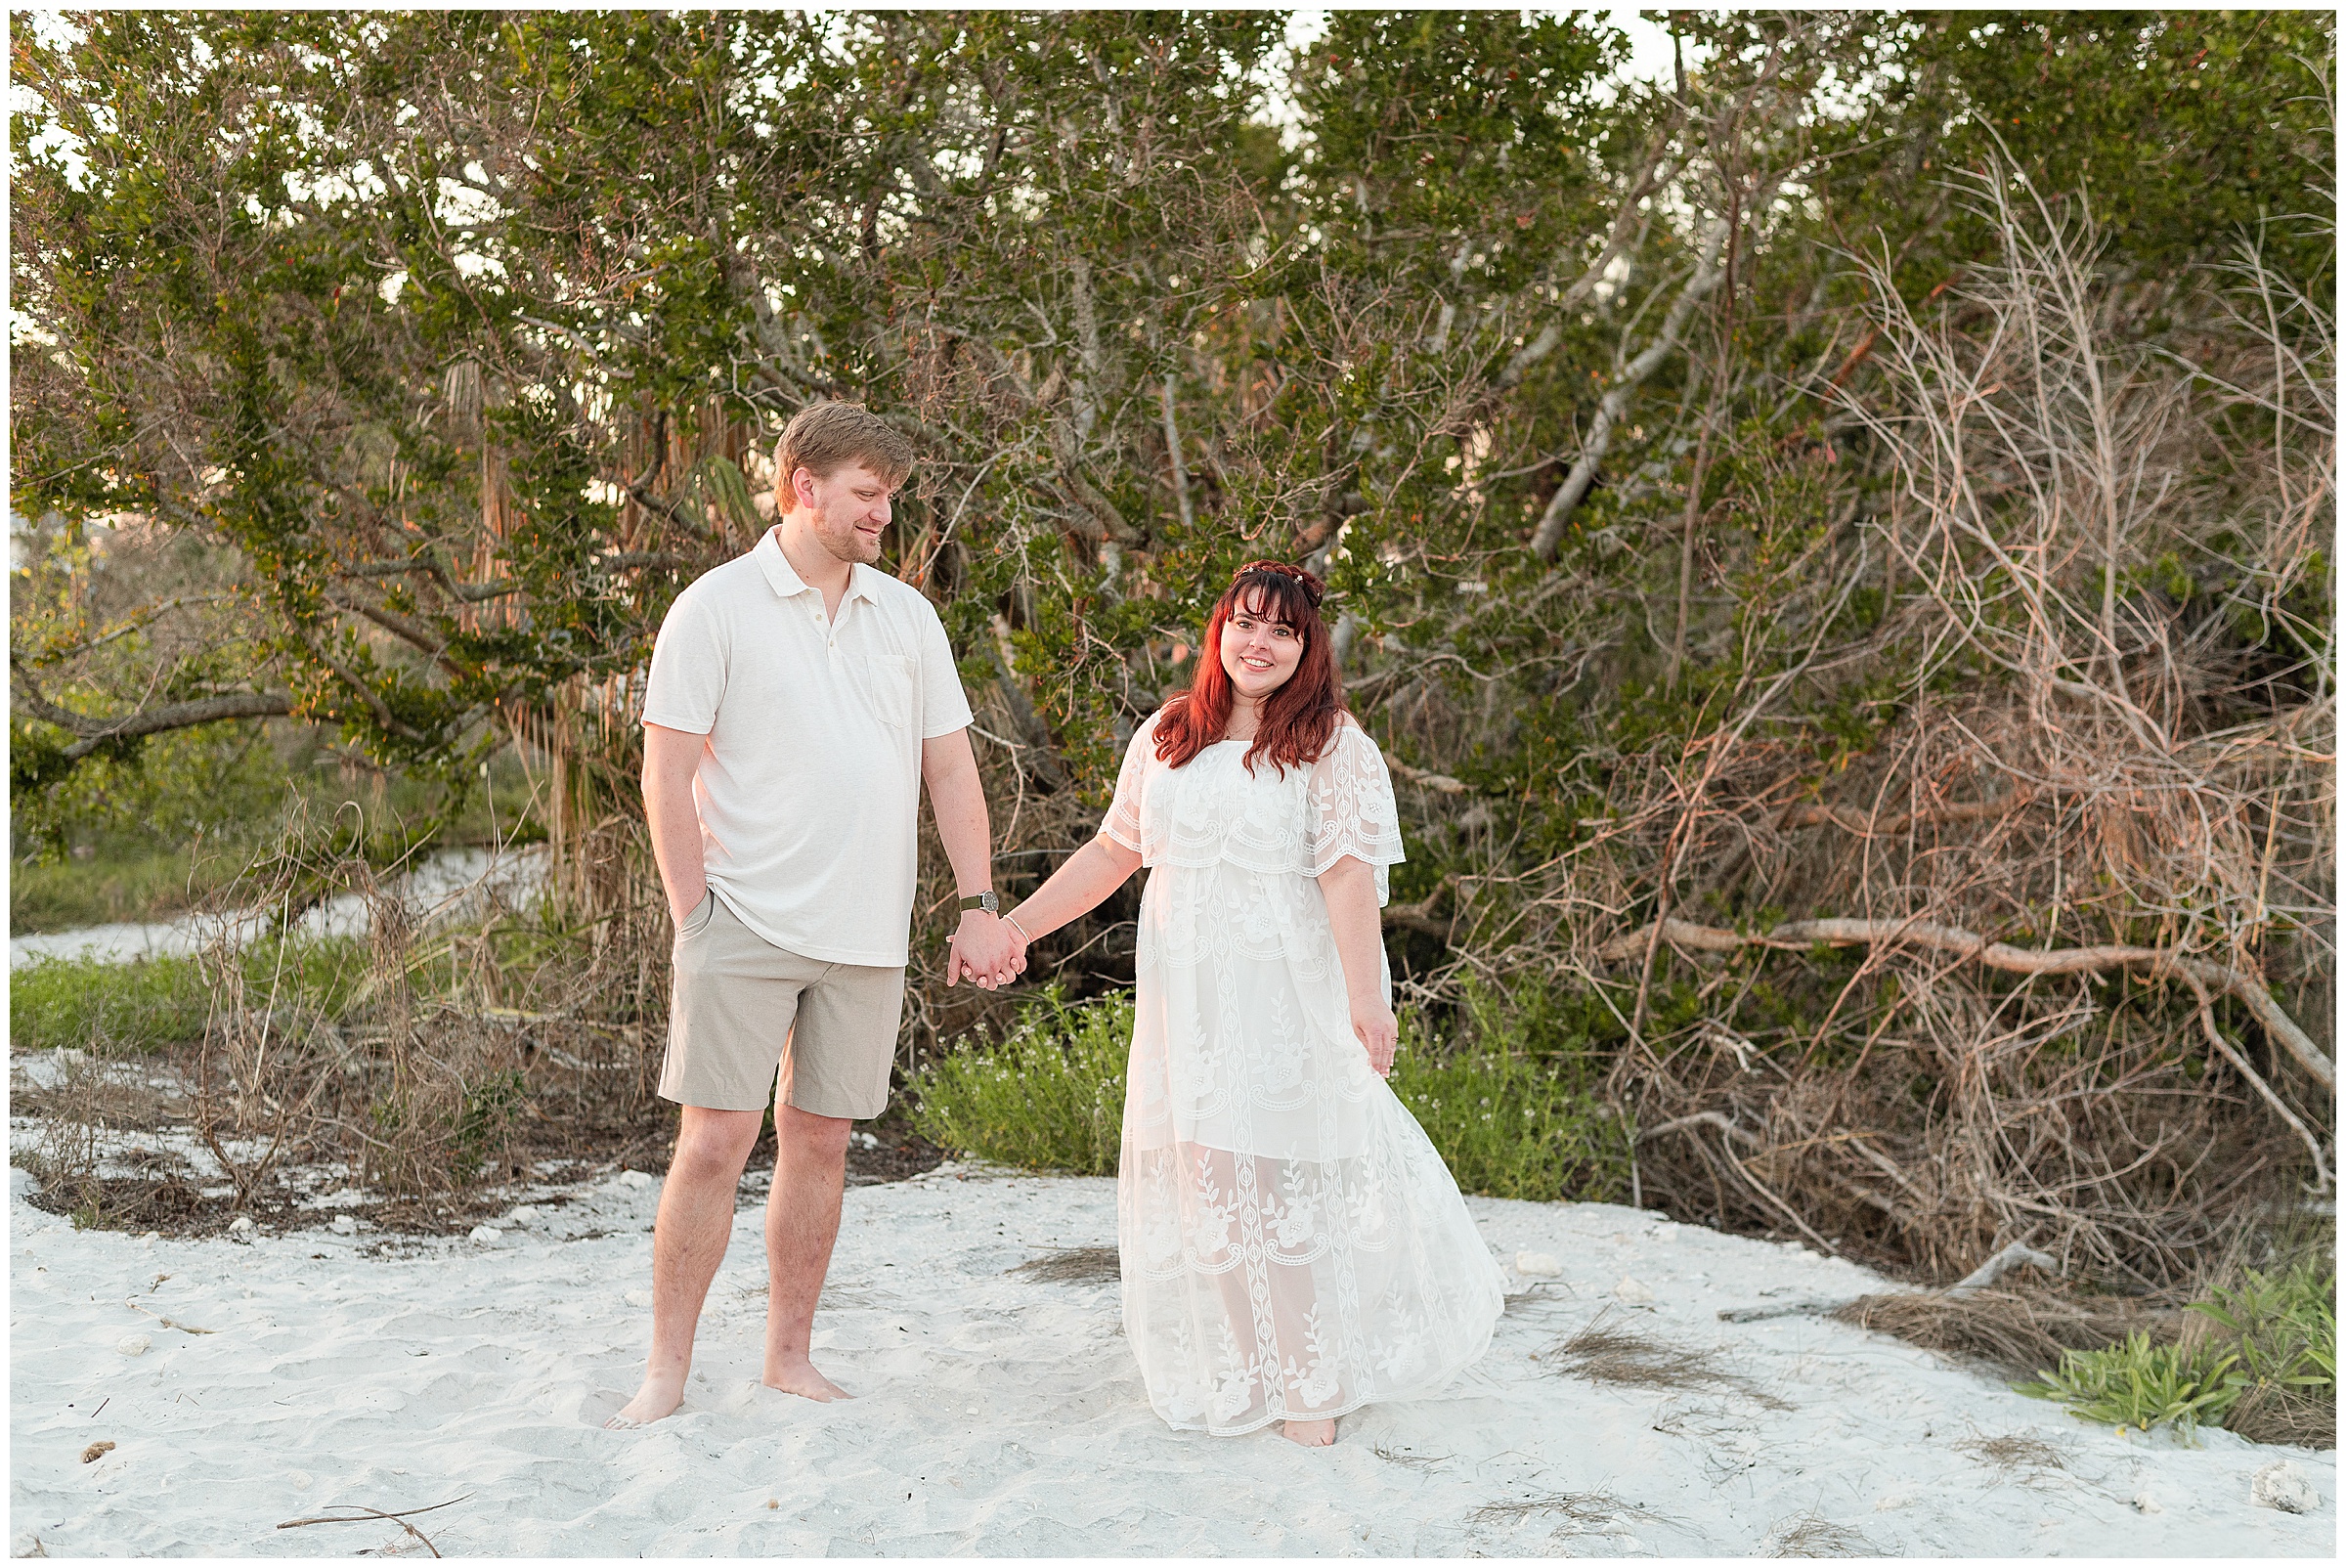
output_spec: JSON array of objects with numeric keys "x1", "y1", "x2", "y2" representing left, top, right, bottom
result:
[
  {"x1": 910, "y1": 987, "x2": 1131, "y2": 1178},
  {"x1": 9, "y1": 11, "x2": 2330, "y2": 1276},
  {"x1": 2019, "y1": 1262, "x2": 2337, "y2": 1444},
  {"x1": 9, "y1": 939, "x2": 366, "y2": 1055},
  {"x1": 1389, "y1": 980, "x2": 1634, "y2": 1204}
]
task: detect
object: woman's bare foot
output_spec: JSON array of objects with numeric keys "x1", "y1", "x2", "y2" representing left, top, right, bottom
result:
[
  {"x1": 1281, "y1": 1417, "x2": 1337, "y2": 1447},
  {"x1": 607, "y1": 1374, "x2": 685, "y2": 1429},
  {"x1": 762, "y1": 1352, "x2": 853, "y2": 1403}
]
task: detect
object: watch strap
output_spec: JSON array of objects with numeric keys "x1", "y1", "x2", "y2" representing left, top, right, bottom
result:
[{"x1": 958, "y1": 891, "x2": 999, "y2": 915}]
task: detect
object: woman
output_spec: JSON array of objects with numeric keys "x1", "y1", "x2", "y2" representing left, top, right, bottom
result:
[{"x1": 1003, "y1": 560, "x2": 1505, "y2": 1447}]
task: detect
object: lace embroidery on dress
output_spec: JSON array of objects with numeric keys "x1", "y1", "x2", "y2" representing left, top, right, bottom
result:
[{"x1": 1103, "y1": 708, "x2": 1505, "y2": 1436}]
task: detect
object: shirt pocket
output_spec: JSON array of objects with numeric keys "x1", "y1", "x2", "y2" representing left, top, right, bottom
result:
[{"x1": 861, "y1": 653, "x2": 915, "y2": 728}]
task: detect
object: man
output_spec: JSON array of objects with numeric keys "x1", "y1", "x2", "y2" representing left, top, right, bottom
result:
[{"x1": 610, "y1": 401, "x2": 1026, "y2": 1427}]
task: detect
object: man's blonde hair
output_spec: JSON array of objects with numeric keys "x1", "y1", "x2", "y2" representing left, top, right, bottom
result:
[{"x1": 774, "y1": 402, "x2": 915, "y2": 499}]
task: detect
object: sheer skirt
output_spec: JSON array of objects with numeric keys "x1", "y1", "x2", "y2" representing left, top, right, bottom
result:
[{"x1": 1114, "y1": 856, "x2": 1505, "y2": 1436}]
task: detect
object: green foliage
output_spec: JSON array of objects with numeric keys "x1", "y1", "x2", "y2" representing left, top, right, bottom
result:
[
  {"x1": 2189, "y1": 1262, "x2": 2339, "y2": 1411},
  {"x1": 9, "y1": 841, "x2": 243, "y2": 934},
  {"x1": 2018, "y1": 1330, "x2": 2248, "y2": 1437},
  {"x1": 9, "y1": 954, "x2": 211, "y2": 1054},
  {"x1": 911, "y1": 987, "x2": 1132, "y2": 1177},
  {"x1": 9, "y1": 937, "x2": 365, "y2": 1054},
  {"x1": 2019, "y1": 1264, "x2": 2336, "y2": 1438},
  {"x1": 1389, "y1": 979, "x2": 1634, "y2": 1203},
  {"x1": 455, "y1": 1067, "x2": 530, "y2": 1182}
]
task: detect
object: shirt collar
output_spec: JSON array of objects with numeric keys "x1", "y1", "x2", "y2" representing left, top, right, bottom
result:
[{"x1": 755, "y1": 528, "x2": 881, "y2": 603}]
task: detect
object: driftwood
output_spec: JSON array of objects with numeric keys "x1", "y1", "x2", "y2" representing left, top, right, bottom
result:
[
  {"x1": 1942, "y1": 1241, "x2": 2060, "y2": 1299},
  {"x1": 1720, "y1": 1241, "x2": 2061, "y2": 1323},
  {"x1": 1595, "y1": 917, "x2": 2334, "y2": 1094}
]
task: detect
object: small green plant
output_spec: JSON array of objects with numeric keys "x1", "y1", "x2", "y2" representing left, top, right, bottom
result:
[
  {"x1": 455, "y1": 1067, "x2": 529, "y2": 1181},
  {"x1": 2189, "y1": 1262, "x2": 2337, "y2": 1417},
  {"x1": 911, "y1": 987, "x2": 1131, "y2": 1176},
  {"x1": 1389, "y1": 978, "x2": 1634, "y2": 1203},
  {"x1": 2018, "y1": 1263, "x2": 2336, "y2": 1441},
  {"x1": 2017, "y1": 1331, "x2": 2248, "y2": 1437}
]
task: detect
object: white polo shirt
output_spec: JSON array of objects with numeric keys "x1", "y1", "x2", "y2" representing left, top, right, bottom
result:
[{"x1": 640, "y1": 528, "x2": 974, "y2": 967}]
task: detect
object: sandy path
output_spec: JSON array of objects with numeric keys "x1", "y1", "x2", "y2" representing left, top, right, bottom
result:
[{"x1": 8, "y1": 1163, "x2": 2332, "y2": 1556}]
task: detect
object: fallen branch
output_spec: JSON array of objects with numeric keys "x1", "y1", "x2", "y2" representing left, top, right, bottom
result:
[
  {"x1": 1387, "y1": 759, "x2": 1469, "y2": 795},
  {"x1": 2176, "y1": 970, "x2": 2333, "y2": 1191},
  {"x1": 1943, "y1": 1241, "x2": 2059, "y2": 1299},
  {"x1": 1722, "y1": 1243, "x2": 2059, "y2": 1324},
  {"x1": 1594, "y1": 917, "x2": 2334, "y2": 1093},
  {"x1": 278, "y1": 1495, "x2": 470, "y2": 1559}
]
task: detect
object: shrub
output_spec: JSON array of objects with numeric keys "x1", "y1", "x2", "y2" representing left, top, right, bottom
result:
[
  {"x1": 1390, "y1": 978, "x2": 1634, "y2": 1203},
  {"x1": 2017, "y1": 1331, "x2": 2248, "y2": 1436},
  {"x1": 911, "y1": 987, "x2": 1130, "y2": 1176},
  {"x1": 2019, "y1": 1262, "x2": 2336, "y2": 1442}
]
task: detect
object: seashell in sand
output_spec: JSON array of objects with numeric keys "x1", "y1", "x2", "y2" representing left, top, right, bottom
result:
[
  {"x1": 1613, "y1": 1276, "x2": 1655, "y2": 1305},
  {"x1": 2251, "y1": 1460, "x2": 2318, "y2": 1515},
  {"x1": 330, "y1": 1215, "x2": 358, "y2": 1236},
  {"x1": 1513, "y1": 1250, "x2": 1562, "y2": 1278},
  {"x1": 469, "y1": 1225, "x2": 504, "y2": 1244},
  {"x1": 80, "y1": 1441, "x2": 114, "y2": 1464},
  {"x1": 620, "y1": 1170, "x2": 655, "y2": 1189},
  {"x1": 115, "y1": 1335, "x2": 151, "y2": 1357},
  {"x1": 508, "y1": 1205, "x2": 540, "y2": 1226},
  {"x1": 227, "y1": 1216, "x2": 256, "y2": 1237}
]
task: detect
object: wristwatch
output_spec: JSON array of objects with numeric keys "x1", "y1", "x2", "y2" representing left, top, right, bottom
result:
[{"x1": 958, "y1": 890, "x2": 1000, "y2": 915}]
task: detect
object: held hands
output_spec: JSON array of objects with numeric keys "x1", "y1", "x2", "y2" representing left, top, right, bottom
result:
[
  {"x1": 1351, "y1": 990, "x2": 1399, "y2": 1079},
  {"x1": 947, "y1": 910, "x2": 1027, "y2": 991}
]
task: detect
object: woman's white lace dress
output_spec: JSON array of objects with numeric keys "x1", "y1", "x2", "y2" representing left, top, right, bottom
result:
[{"x1": 1102, "y1": 712, "x2": 1506, "y2": 1435}]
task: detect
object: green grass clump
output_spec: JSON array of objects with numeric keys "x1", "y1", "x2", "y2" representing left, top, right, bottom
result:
[
  {"x1": 9, "y1": 938, "x2": 368, "y2": 1054},
  {"x1": 912, "y1": 987, "x2": 1130, "y2": 1176},
  {"x1": 1389, "y1": 978, "x2": 1634, "y2": 1203},
  {"x1": 10, "y1": 954, "x2": 211, "y2": 1053},
  {"x1": 2019, "y1": 1262, "x2": 2336, "y2": 1440},
  {"x1": 9, "y1": 844, "x2": 246, "y2": 934}
]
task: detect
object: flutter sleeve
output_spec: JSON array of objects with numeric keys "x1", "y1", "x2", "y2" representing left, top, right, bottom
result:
[
  {"x1": 1308, "y1": 720, "x2": 1406, "y2": 904},
  {"x1": 1098, "y1": 712, "x2": 1159, "y2": 854}
]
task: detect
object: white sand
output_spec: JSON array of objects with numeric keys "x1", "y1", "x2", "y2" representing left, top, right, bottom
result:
[{"x1": 8, "y1": 1162, "x2": 2334, "y2": 1557}]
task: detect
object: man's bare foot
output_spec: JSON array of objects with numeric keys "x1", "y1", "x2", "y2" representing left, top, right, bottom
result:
[
  {"x1": 1281, "y1": 1417, "x2": 1337, "y2": 1447},
  {"x1": 607, "y1": 1375, "x2": 685, "y2": 1429},
  {"x1": 762, "y1": 1353, "x2": 853, "y2": 1403}
]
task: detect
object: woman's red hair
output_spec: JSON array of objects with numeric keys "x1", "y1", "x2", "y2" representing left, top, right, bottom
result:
[{"x1": 1155, "y1": 561, "x2": 1345, "y2": 774}]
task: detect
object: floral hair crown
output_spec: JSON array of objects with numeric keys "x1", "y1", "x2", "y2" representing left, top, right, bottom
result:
[{"x1": 1232, "y1": 558, "x2": 1325, "y2": 608}]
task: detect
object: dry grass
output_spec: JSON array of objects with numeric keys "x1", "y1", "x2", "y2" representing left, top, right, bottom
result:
[
  {"x1": 1764, "y1": 1513, "x2": 1877, "y2": 1558},
  {"x1": 2225, "y1": 1382, "x2": 2335, "y2": 1450},
  {"x1": 1547, "y1": 1309, "x2": 1792, "y2": 1410},
  {"x1": 1009, "y1": 1245, "x2": 1122, "y2": 1285},
  {"x1": 1468, "y1": 1491, "x2": 1664, "y2": 1527},
  {"x1": 1830, "y1": 1286, "x2": 2179, "y2": 1378},
  {"x1": 1954, "y1": 1431, "x2": 2066, "y2": 1475}
]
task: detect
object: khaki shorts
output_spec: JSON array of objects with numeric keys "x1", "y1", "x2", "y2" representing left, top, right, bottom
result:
[{"x1": 659, "y1": 892, "x2": 905, "y2": 1119}]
